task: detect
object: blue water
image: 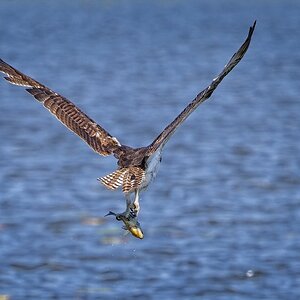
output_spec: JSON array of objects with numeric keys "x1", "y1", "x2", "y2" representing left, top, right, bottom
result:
[{"x1": 0, "y1": 1, "x2": 300, "y2": 299}]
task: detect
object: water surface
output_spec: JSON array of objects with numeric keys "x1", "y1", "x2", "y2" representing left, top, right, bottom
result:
[{"x1": 0, "y1": 1, "x2": 300, "y2": 299}]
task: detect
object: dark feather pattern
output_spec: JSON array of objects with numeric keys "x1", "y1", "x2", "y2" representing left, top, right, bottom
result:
[
  {"x1": 0, "y1": 59, "x2": 121, "y2": 156},
  {"x1": 0, "y1": 22, "x2": 256, "y2": 197},
  {"x1": 100, "y1": 167, "x2": 145, "y2": 193},
  {"x1": 147, "y1": 21, "x2": 256, "y2": 154}
]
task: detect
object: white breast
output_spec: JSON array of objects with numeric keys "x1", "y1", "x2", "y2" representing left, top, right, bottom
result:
[{"x1": 140, "y1": 148, "x2": 162, "y2": 190}]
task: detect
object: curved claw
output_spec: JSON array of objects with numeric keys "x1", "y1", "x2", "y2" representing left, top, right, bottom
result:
[{"x1": 128, "y1": 208, "x2": 137, "y2": 219}]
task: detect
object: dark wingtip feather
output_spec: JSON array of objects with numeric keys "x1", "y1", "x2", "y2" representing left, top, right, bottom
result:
[{"x1": 249, "y1": 20, "x2": 257, "y2": 37}]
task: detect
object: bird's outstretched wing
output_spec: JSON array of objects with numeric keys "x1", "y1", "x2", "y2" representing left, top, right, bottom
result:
[
  {"x1": 0, "y1": 59, "x2": 121, "y2": 156},
  {"x1": 147, "y1": 21, "x2": 256, "y2": 155}
]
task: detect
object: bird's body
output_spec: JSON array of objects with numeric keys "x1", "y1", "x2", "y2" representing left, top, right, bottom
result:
[
  {"x1": 142, "y1": 147, "x2": 162, "y2": 190},
  {"x1": 0, "y1": 22, "x2": 256, "y2": 238}
]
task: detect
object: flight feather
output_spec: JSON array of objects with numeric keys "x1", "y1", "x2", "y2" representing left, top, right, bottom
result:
[
  {"x1": 147, "y1": 21, "x2": 256, "y2": 154},
  {"x1": 0, "y1": 59, "x2": 121, "y2": 156}
]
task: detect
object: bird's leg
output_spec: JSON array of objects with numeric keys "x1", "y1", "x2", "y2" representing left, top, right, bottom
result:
[
  {"x1": 124, "y1": 190, "x2": 140, "y2": 217},
  {"x1": 132, "y1": 189, "x2": 140, "y2": 216},
  {"x1": 123, "y1": 193, "x2": 134, "y2": 218},
  {"x1": 105, "y1": 191, "x2": 144, "y2": 239},
  {"x1": 106, "y1": 192, "x2": 138, "y2": 221}
]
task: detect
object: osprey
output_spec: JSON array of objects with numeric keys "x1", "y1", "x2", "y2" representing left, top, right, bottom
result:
[{"x1": 0, "y1": 22, "x2": 256, "y2": 239}]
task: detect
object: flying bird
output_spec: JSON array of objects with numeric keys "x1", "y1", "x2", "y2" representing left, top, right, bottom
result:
[{"x1": 0, "y1": 21, "x2": 256, "y2": 239}]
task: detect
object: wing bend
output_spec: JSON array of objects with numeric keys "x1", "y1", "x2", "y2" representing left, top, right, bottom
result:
[
  {"x1": 148, "y1": 21, "x2": 256, "y2": 154},
  {"x1": 0, "y1": 59, "x2": 121, "y2": 156}
]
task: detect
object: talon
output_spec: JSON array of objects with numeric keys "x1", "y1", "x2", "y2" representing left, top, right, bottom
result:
[
  {"x1": 129, "y1": 210, "x2": 136, "y2": 218},
  {"x1": 104, "y1": 189, "x2": 143, "y2": 239},
  {"x1": 105, "y1": 208, "x2": 144, "y2": 239}
]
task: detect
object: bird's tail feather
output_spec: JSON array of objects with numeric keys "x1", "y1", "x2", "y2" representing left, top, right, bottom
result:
[{"x1": 98, "y1": 169, "x2": 126, "y2": 190}]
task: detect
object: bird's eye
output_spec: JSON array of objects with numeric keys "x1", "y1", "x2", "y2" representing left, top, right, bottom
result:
[{"x1": 116, "y1": 216, "x2": 121, "y2": 221}]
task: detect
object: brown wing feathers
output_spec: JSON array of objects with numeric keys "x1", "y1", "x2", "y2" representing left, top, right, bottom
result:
[
  {"x1": 148, "y1": 21, "x2": 256, "y2": 154},
  {"x1": 0, "y1": 59, "x2": 121, "y2": 156},
  {"x1": 0, "y1": 21, "x2": 255, "y2": 172}
]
